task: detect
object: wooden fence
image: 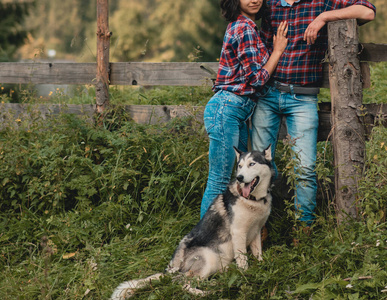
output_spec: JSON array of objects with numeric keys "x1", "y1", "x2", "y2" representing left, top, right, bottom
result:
[
  {"x1": 0, "y1": 48, "x2": 385, "y2": 144},
  {"x1": 0, "y1": 0, "x2": 386, "y2": 222}
]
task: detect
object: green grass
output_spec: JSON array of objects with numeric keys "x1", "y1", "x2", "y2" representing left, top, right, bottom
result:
[
  {"x1": 0, "y1": 61, "x2": 386, "y2": 299},
  {"x1": 0, "y1": 107, "x2": 386, "y2": 299}
]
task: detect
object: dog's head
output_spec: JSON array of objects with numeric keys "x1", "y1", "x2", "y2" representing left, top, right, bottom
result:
[{"x1": 234, "y1": 146, "x2": 274, "y2": 200}]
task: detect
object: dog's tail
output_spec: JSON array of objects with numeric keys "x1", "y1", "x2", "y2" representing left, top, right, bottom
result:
[{"x1": 110, "y1": 273, "x2": 164, "y2": 300}]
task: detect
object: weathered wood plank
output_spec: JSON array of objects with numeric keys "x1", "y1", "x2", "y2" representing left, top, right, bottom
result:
[
  {"x1": 0, "y1": 62, "x2": 96, "y2": 85},
  {"x1": 110, "y1": 62, "x2": 218, "y2": 86},
  {"x1": 0, "y1": 61, "x2": 371, "y2": 88},
  {"x1": 359, "y1": 43, "x2": 387, "y2": 62},
  {"x1": 0, "y1": 62, "x2": 216, "y2": 86}
]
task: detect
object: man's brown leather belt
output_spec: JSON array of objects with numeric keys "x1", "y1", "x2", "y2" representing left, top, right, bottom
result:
[{"x1": 272, "y1": 81, "x2": 320, "y2": 95}]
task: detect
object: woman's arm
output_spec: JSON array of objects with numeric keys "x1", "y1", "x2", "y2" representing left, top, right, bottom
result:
[{"x1": 236, "y1": 20, "x2": 287, "y2": 88}]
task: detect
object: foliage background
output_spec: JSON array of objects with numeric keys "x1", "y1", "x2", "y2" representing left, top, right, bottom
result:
[
  {"x1": 0, "y1": 1, "x2": 32, "y2": 61},
  {"x1": 16, "y1": 0, "x2": 226, "y2": 62},
  {"x1": 11, "y1": 0, "x2": 387, "y2": 63}
]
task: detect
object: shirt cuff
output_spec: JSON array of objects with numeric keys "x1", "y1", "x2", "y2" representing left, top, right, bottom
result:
[
  {"x1": 351, "y1": 0, "x2": 376, "y2": 12},
  {"x1": 260, "y1": 68, "x2": 271, "y2": 85}
]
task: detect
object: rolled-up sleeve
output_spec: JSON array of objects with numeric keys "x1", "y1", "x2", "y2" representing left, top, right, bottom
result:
[
  {"x1": 236, "y1": 24, "x2": 270, "y2": 88},
  {"x1": 332, "y1": 0, "x2": 376, "y2": 13}
]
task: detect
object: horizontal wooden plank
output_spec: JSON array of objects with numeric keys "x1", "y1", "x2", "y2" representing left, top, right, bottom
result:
[
  {"x1": 110, "y1": 62, "x2": 217, "y2": 86},
  {"x1": 360, "y1": 43, "x2": 387, "y2": 62},
  {"x1": 0, "y1": 62, "x2": 217, "y2": 86},
  {"x1": 0, "y1": 62, "x2": 96, "y2": 85},
  {"x1": 1, "y1": 103, "x2": 385, "y2": 141},
  {"x1": 0, "y1": 62, "x2": 218, "y2": 86},
  {"x1": 0, "y1": 61, "x2": 371, "y2": 88}
]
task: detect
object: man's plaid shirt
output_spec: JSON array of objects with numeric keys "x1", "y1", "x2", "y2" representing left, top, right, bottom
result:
[
  {"x1": 261, "y1": 0, "x2": 376, "y2": 86},
  {"x1": 213, "y1": 15, "x2": 270, "y2": 99}
]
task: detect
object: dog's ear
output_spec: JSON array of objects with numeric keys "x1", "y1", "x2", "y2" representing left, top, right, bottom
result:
[
  {"x1": 264, "y1": 144, "x2": 272, "y2": 161},
  {"x1": 233, "y1": 146, "x2": 242, "y2": 161}
]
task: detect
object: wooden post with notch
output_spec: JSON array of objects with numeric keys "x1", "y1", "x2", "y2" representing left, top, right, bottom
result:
[
  {"x1": 96, "y1": 0, "x2": 111, "y2": 114},
  {"x1": 328, "y1": 19, "x2": 365, "y2": 222}
]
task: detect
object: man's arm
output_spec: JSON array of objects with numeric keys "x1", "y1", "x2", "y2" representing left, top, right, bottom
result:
[{"x1": 304, "y1": 5, "x2": 375, "y2": 45}]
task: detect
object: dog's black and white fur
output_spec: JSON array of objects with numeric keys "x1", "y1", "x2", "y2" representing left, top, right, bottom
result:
[{"x1": 111, "y1": 146, "x2": 275, "y2": 299}]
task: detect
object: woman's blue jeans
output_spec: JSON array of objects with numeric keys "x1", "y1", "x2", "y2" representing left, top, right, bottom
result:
[
  {"x1": 200, "y1": 90, "x2": 256, "y2": 218},
  {"x1": 251, "y1": 86, "x2": 319, "y2": 224}
]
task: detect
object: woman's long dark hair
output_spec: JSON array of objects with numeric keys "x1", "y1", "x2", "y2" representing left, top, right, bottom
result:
[{"x1": 220, "y1": 0, "x2": 267, "y2": 22}]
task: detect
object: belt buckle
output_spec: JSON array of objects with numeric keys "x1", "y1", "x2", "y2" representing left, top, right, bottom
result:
[
  {"x1": 274, "y1": 81, "x2": 285, "y2": 90},
  {"x1": 274, "y1": 81, "x2": 290, "y2": 93},
  {"x1": 276, "y1": 81, "x2": 292, "y2": 89}
]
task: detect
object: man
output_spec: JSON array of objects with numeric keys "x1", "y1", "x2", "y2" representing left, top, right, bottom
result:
[{"x1": 251, "y1": 0, "x2": 375, "y2": 226}]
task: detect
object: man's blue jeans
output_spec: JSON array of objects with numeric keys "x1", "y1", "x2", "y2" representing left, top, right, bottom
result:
[
  {"x1": 251, "y1": 86, "x2": 318, "y2": 224},
  {"x1": 200, "y1": 90, "x2": 256, "y2": 218}
]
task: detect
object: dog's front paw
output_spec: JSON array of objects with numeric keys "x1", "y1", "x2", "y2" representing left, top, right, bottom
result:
[{"x1": 236, "y1": 255, "x2": 248, "y2": 270}]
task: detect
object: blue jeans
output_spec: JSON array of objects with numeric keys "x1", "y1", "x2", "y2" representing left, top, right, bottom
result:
[
  {"x1": 200, "y1": 90, "x2": 256, "y2": 218},
  {"x1": 251, "y1": 86, "x2": 318, "y2": 224}
]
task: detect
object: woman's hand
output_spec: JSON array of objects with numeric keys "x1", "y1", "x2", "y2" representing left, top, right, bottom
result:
[{"x1": 273, "y1": 21, "x2": 288, "y2": 54}]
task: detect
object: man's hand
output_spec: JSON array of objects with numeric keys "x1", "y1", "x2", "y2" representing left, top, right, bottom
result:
[
  {"x1": 303, "y1": 13, "x2": 326, "y2": 45},
  {"x1": 303, "y1": 5, "x2": 375, "y2": 45}
]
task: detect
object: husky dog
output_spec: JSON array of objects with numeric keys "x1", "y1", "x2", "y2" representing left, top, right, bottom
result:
[{"x1": 111, "y1": 146, "x2": 274, "y2": 299}]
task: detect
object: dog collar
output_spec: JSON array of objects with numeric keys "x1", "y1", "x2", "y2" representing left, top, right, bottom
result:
[{"x1": 248, "y1": 195, "x2": 268, "y2": 204}]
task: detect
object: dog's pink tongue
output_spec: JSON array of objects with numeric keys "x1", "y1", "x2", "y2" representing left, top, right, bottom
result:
[{"x1": 242, "y1": 183, "x2": 251, "y2": 198}]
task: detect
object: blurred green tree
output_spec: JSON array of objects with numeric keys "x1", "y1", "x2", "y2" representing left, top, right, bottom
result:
[
  {"x1": 15, "y1": 0, "x2": 387, "y2": 62},
  {"x1": 359, "y1": 0, "x2": 387, "y2": 44},
  {"x1": 0, "y1": 1, "x2": 33, "y2": 61},
  {"x1": 108, "y1": 0, "x2": 158, "y2": 62},
  {"x1": 108, "y1": 0, "x2": 226, "y2": 62}
]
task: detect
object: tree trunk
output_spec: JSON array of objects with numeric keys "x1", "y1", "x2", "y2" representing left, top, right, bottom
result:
[
  {"x1": 96, "y1": 0, "x2": 111, "y2": 114},
  {"x1": 328, "y1": 19, "x2": 365, "y2": 222}
]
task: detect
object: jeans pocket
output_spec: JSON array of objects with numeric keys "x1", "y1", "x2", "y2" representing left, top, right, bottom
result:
[
  {"x1": 293, "y1": 93, "x2": 318, "y2": 102},
  {"x1": 223, "y1": 92, "x2": 250, "y2": 109},
  {"x1": 203, "y1": 102, "x2": 219, "y2": 133}
]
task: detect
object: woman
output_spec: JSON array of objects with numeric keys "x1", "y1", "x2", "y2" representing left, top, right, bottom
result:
[{"x1": 200, "y1": 0, "x2": 288, "y2": 218}]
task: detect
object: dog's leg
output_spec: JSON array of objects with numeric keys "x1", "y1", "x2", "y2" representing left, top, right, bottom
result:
[
  {"x1": 231, "y1": 231, "x2": 248, "y2": 270},
  {"x1": 249, "y1": 229, "x2": 263, "y2": 261},
  {"x1": 181, "y1": 249, "x2": 221, "y2": 279},
  {"x1": 183, "y1": 283, "x2": 208, "y2": 297}
]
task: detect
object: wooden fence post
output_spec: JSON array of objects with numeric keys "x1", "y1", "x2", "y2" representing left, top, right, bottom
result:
[
  {"x1": 96, "y1": 0, "x2": 111, "y2": 114},
  {"x1": 328, "y1": 19, "x2": 365, "y2": 222}
]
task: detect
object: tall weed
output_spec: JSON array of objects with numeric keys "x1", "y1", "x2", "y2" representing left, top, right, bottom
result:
[
  {"x1": 358, "y1": 124, "x2": 387, "y2": 230},
  {"x1": 0, "y1": 109, "x2": 208, "y2": 217}
]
